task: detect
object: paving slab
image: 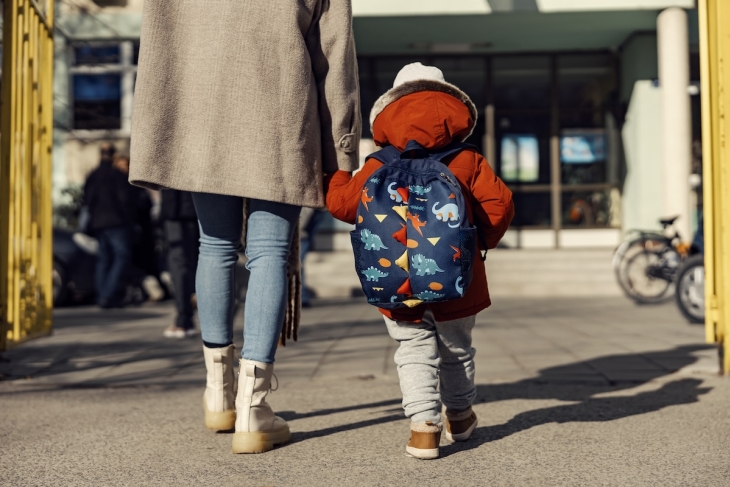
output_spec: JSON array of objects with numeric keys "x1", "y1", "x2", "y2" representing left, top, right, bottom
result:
[{"x1": 1, "y1": 296, "x2": 728, "y2": 486}]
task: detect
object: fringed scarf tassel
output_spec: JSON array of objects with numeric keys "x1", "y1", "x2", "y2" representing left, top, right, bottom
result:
[{"x1": 281, "y1": 226, "x2": 301, "y2": 346}]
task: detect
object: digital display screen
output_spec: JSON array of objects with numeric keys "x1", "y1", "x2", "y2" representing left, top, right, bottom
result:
[{"x1": 560, "y1": 130, "x2": 606, "y2": 164}]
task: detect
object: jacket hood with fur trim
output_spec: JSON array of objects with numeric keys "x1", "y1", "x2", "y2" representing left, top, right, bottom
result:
[
  {"x1": 369, "y1": 79, "x2": 478, "y2": 145},
  {"x1": 371, "y1": 91, "x2": 476, "y2": 152}
]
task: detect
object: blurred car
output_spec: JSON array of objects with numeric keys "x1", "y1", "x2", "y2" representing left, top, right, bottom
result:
[{"x1": 53, "y1": 228, "x2": 97, "y2": 306}]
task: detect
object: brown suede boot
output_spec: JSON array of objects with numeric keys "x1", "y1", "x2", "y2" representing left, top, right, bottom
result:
[
  {"x1": 443, "y1": 406, "x2": 478, "y2": 442},
  {"x1": 406, "y1": 422, "x2": 442, "y2": 459}
]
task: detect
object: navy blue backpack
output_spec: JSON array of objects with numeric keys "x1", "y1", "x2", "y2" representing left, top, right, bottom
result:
[{"x1": 351, "y1": 140, "x2": 478, "y2": 310}]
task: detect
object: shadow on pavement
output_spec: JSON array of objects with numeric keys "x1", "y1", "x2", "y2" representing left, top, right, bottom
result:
[
  {"x1": 442, "y1": 378, "x2": 710, "y2": 457},
  {"x1": 53, "y1": 308, "x2": 168, "y2": 327},
  {"x1": 285, "y1": 345, "x2": 713, "y2": 448},
  {"x1": 0, "y1": 341, "x2": 201, "y2": 385},
  {"x1": 278, "y1": 398, "x2": 402, "y2": 422},
  {"x1": 477, "y1": 344, "x2": 712, "y2": 402},
  {"x1": 0, "y1": 306, "x2": 386, "y2": 389},
  {"x1": 0, "y1": 305, "x2": 196, "y2": 386},
  {"x1": 290, "y1": 413, "x2": 406, "y2": 443}
]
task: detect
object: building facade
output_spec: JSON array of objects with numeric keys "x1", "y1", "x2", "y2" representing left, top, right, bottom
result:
[{"x1": 52, "y1": 0, "x2": 700, "y2": 248}]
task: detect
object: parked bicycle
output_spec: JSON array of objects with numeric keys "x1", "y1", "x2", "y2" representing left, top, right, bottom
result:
[
  {"x1": 613, "y1": 216, "x2": 690, "y2": 304},
  {"x1": 675, "y1": 216, "x2": 705, "y2": 324}
]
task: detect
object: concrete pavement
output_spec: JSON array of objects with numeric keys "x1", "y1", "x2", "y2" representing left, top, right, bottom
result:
[{"x1": 1, "y1": 296, "x2": 729, "y2": 486}]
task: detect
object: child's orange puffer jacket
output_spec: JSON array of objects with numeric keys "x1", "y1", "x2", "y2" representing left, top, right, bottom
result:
[{"x1": 326, "y1": 91, "x2": 514, "y2": 322}]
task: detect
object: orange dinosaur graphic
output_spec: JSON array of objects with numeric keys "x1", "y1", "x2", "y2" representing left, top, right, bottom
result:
[
  {"x1": 450, "y1": 245, "x2": 461, "y2": 261},
  {"x1": 406, "y1": 212, "x2": 427, "y2": 237},
  {"x1": 361, "y1": 187, "x2": 374, "y2": 212}
]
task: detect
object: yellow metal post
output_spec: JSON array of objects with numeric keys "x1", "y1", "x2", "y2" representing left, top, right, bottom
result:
[
  {"x1": 699, "y1": 0, "x2": 730, "y2": 374},
  {"x1": 0, "y1": 0, "x2": 55, "y2": 350}
]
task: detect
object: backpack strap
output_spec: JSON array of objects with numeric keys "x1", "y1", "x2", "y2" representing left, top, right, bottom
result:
[
  {"x1": 367, "y1": 140, "x2": 477, "y2": 165},
  {"x1": 366, "y1": 145, "x2": 402, "y2": 165},
  {"x1": 428, "y1": 141, "x2": 477, "y2": 163}
]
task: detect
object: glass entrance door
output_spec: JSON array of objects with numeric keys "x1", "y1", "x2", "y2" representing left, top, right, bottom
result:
[
  {"x1": 492, "y1": 56, "x2": 552, "y2": 228},
  {"x1": 357, "y1": 51, "x2": 622, "y2": 248}
]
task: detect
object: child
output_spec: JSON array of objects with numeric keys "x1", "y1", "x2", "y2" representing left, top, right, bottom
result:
[{"x1": 326, "y1": 63, "x2": 514, "y2": 459}]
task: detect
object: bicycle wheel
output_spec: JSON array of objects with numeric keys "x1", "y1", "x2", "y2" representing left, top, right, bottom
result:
[
  {"x1": 675, "y1": 254, "x2": 705, "y2": 324},
  {"x1": 614, "y1": 236, "x2": 672, "y2": 301},
  {"x1": 621, "y1": 250, "x2": 674, "y2": 303}
]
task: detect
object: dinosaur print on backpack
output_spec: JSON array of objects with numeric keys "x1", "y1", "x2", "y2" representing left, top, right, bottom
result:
[
  {"x1": 349, "y1": 140, "x2": 478, "y2": 310},
  {"x1": 360, "y1": 229, "x2": 388, "y2": 251}
]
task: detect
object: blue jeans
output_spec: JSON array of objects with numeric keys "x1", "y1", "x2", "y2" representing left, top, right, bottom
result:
[
  {"x1": 192, "y1": 194, "x2": 301, "y2": 364},
  {"x1": 95, "y1": 226, "x2": 133, "y2": 304}
]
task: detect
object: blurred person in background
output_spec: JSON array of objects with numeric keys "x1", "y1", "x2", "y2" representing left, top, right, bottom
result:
[
  {"x1": 84, "y1": 144, "x2": 136, "y2": 308},
  {"x1": 113, "y1": 154, "x2": 166, "y2": 305},
  {"x1": 160, "y1": 189, "x2": 200, "y2": 338},
  {"x1": 129, "y1": 1, "x2": 360, "y2": 454},
  {"x1": 299, "y1": 208, "x2": 328, "y2": 307}
]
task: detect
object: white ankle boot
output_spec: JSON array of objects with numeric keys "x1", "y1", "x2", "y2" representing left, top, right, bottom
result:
[
  {"x1": 202, "y1": 345, "x2": 237, "y2": 431},
  {"x1": 231, "y1": 359, "x2": 291, "y2": 453}
]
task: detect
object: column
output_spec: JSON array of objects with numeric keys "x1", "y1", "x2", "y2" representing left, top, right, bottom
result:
[{"x1": 657, "y1": 7, "x2": 692, "y2": 240}]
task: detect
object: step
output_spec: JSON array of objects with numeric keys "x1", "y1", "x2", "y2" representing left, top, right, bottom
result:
[{"x1": 304, "y1": 249, "x2": 622, "y2": 299}]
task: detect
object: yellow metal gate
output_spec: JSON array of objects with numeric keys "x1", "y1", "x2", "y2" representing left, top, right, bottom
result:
[
  {"x1": 0, "y1": 0, "x2": 55, "y2": 351},
  {"x1": 699, "y1": 0, "x2": 730, "y2": 374}
]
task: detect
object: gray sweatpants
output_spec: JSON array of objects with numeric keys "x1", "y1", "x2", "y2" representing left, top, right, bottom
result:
[{"x1": 384, "y1": 310, "x2": 476, "y2": 424}]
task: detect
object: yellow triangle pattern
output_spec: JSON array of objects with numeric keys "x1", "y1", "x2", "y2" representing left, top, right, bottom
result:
[
  {"x1": 395, "y1": 250, "x2": 409, "y2": 272},
  {"x1": 392, "y1": 205, "x2": 408, "y2": 221},
  {"x1": 373, "y1": 287, "x2": 384, "y2": 291},
  {"x1": 375, "y1": 214, "x2": 387, "y2": 222},
  {"x1": 403, "y1": 299, "x2": 424, "y2": 308},
  {"x1": 427, "y1": 237, "x2": 440, "y2": 246}
]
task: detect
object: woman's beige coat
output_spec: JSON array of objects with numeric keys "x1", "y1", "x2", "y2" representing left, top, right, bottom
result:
[{"x1": 129, "y1": 1, "x2": 361, "y2": 208}]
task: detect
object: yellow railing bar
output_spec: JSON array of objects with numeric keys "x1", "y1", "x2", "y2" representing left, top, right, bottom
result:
[
  {"x1": 0, "y1": 0, "x2": 54, "y2": 350},
  {"x1": 27, "y1": 0, "x2": 52, "y2": 31},
  {"x1": 698, "y1": 0, "x2": 730, "y2": 374}
]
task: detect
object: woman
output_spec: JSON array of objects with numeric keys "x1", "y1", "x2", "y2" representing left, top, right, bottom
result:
[{"x1": 129, "y1": 1, "x2": 360, "y2": 454}]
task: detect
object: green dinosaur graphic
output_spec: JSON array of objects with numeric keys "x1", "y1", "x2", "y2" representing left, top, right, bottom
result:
[
  {"x1": 411, "y1": 254, "x2": 444, "y2": 276},
  {"x1": 360, "y1": 229, "x2": 388, "y2": 251},
  {"x1": 409, "y1": 184, "x2": 432, "y2": 195},
  {"x1": 414, "y1": 290, "x2": 446, "y2": 301},
  {"x1": 361, "y1": 266, "x2": 389, "y2": 282}
]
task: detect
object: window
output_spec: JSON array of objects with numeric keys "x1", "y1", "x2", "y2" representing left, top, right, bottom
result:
[
  {"x1": 561, "y1": 189, "x2": 618, "y2": 228},
  {"x1": 500, "y1": 134, "x2": 539, "y2": 183},
  {"x1": 557, "y1": 54, "x2": 620, "y2": 228},
  {"x1": 73, "y1": 45, "x2": 120, "y2": 65},
  {"x1": 493, "y1": 56, "x2": 550, "y2": 111},
  {"x1": 495, "y1": 112, "x2": 551, "y2": 186},
  {"x1": 73, "y1": 74, "x2": 122, "y2": 130},
  {"x1": 357, "y1": 51, "x2": 622, "y2": 235},
  {"x1": 560, "y1": 129, "x2": 607, "y2": 185},
  {"x1": 69, "y1": 41, "x2": 137, "y2": 133}
]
